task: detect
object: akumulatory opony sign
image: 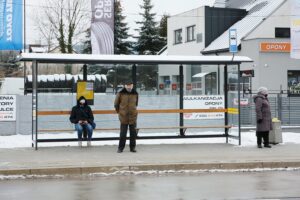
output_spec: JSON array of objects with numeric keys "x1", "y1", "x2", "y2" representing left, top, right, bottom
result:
[
  {"x1": 183, "y1": 95, "x2": 225, "y2": 119},
  {"x1": 0, "y1": 95, "x2": 16, "y2": 121}
]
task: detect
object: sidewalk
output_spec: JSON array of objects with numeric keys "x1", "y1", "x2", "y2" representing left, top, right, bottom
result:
[{"x1": 1, "y1": 143, "x2": 300, "y2": 176}]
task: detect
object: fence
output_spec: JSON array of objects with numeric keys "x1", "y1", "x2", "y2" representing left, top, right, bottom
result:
[{"x1": 240, "y1": 93, "x2": 300, "y2": 126}]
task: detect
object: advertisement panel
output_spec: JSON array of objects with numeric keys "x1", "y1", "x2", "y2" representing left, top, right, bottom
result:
[
  {"x1": 91, "y1": 0, "x2": 114, "y2": 54},
  {"x1": 0, "y1": 95, "x2": 16, "y2": 121},
  {"x1": 0, "y1": 0, "x2": 23, "y2": 50},
  {"x1": 291, "y1": 0, "x2": 300, "y2": 59},
  {"x1": 77, "y1": 81, "x2": 94, "y2": 105},
  {"x1": 288, "y1": 70, "x2": 300, "y2": 96},
  {"x1": 183, "y1": 95, "x2": 224, "y2": 119}
]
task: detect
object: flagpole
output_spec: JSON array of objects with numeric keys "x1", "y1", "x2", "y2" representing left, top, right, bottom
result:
[
  {"x1": 23, "y1": 0, "x2": 27, "y2": 96},
  {"x1": 23, "y1": 0, "x2": 26, "y2": 52}
]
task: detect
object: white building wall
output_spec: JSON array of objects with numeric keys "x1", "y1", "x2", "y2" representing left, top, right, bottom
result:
[
  {"x1": 241, "y1": 39, "x2": 300, "y2": 92},
  {"x1": 167, "y1": 7, "x2": 205, "y2": 56}
]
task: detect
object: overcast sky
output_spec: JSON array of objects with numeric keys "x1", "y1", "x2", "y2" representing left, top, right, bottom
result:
[{"x1": 26, "y1": 0, "x2": 215, "y2": 45}]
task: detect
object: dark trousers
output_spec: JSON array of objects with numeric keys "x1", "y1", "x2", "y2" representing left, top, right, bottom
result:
[
  {"x1": 256, "y1": 131, "x2": 269, "y2": 146},
  {"x1": 118, "y1": 124, "x2": 137, "y2": 151}
]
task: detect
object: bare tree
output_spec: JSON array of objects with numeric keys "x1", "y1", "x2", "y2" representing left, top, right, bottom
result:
[{"x1": 36, "y1": 0, "x2": 90, "y2": 53}]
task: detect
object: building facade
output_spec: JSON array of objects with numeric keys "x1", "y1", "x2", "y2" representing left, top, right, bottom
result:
[{"x1": 159, "y1": 0, "x2": 299, "y2": 96}]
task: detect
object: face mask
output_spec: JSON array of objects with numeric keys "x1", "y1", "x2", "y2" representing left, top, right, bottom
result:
[
  {"x1": 79, "y1": 99, "x2": 85, "y2": 104},
  {"x1": 126, "y1": 88, "x2": 132, "y2": 92}
]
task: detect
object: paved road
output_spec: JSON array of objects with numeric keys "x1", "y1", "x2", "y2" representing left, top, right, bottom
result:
[{"x1": 1, "y1": 170, "x2": 300, "y2": 200}]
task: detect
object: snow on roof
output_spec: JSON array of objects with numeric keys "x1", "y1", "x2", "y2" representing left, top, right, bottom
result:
[
  {"x1": 100, "y1": 75, "x2": 107, "y2": 82},
  {"x1": 19, "y1": 53, "x2": 252, "y2": 64},
  {"x1": 30, "y1": 46, "x2": 48, "y2": 53},
  {"x1": 203, "y1": 0, "x2": 286, "y2": 54}
]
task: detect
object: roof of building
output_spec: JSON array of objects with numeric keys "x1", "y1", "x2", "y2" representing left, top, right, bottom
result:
[
  {"x1": 18, "y1": 53, "x2": 252, "y2": 65},
  {"x1": 202, "y1": 0, "x2": 286, "y2": 54}
]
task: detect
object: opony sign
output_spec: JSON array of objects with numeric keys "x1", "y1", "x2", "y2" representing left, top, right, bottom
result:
[{"x1": 183, "y1": 95, "x2": 224, "y2": 119}]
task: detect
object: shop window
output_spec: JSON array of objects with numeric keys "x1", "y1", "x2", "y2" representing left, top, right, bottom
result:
[
  {"x1": 288, "y1": 70, "x2": 300, "y2": 96},
  {"x1": 174, "y1": 29, "x2": 182, "y2": 44},
  {"x1": 275, "y1": 28, "x2": 290, "y2": 38},
  {"x1": 186, "y1": 25, "x2": 196, "y2": 42}
]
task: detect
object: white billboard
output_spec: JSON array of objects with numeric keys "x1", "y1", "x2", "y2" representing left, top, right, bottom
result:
[
  {"x1": 184, "y1": 95, "x2": 224, "y2": 119},
  {"x1": 291, "y1": 0, "x2": 300, "y2": 59},
  {"x1": 0, "y1": 95, "x2": 16, "y2": 121}
]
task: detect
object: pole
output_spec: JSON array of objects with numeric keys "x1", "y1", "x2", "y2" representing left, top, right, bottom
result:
[
  {"x1": 238, "y1": 64, "x2": 241, "y2": 145},
  {"x1": 23, "y1": 0, "x2": 26, "y2": 95},
  {"x1": 32, "y1": 61, "x2": 38, "y2": 150},
  {"x1": 224, "y1": 65, "x2": 229, "y2": 143},
  {"x1": 132, "y1": 64, "x2": 137, "y2": 89},
  {"x1": 83, "y1": 64, "x2": 87, "y2": 81},
  {"x1": 23, "y1": 0, "x2": 26, "y2": 52},
  {"x1": 179, "y1": 64, "x2": 184, "y2": 136}
]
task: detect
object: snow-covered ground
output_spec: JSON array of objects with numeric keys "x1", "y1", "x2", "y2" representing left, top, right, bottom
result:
[{"x1": 0, "y1": 131, "x2": 299, "y2": 149}]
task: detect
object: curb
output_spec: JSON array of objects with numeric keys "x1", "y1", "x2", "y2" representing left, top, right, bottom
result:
[{"x1": 1, "y1": 161, "x2": 300, "y2": 176}]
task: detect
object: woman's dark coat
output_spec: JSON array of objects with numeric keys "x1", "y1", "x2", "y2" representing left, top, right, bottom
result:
[
  {"x1": 253, "y1": 92, "x2": 272, "y2": 132},
  {"x1": 69, "y1": 96, "x2": 94, "y2": 124}
]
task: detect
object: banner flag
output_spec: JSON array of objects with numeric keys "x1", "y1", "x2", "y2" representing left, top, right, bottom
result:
[
  {"x1": 0, "y1": 0, "x2": 23, "y2": 50},
  {"x1": 291, "y1": 0, "x2": 300, "y2": 59},
  {"x1": 91, "y1": 0, "x2": 114, "y2": 54}
]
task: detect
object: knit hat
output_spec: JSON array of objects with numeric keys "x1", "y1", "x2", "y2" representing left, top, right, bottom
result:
[
  {"x1": 258, "y1": 87, "x2": 268, "y2": 95},
  {"x1": 124, "y1": 80, "x2": 133, "y2": 85}
]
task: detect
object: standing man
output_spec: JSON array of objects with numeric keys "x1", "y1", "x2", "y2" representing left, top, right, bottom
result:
[
  {"x1": 114, "y1": 81, "x2": 139, "y2": 153},
  {"x1": 70, "y1": 96, "x2": 94, "y2": 147},
  {"x1": 253, "y1": 87, "x2": 272, "y2": 148}
]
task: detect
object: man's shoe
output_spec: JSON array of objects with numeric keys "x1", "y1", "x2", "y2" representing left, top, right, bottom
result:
[
  {"x1": 130, "y1": 149, "x2": 137, "y2": 153},
  {"x1": 117, "y1": 149, "x2": 123, "y2": 153},
  {"x1": 264, "y1": 145, "x2": 272, "y2": 148},
  {"x1": 257, "y1": 144, "x2": 262, "y2": 148}
]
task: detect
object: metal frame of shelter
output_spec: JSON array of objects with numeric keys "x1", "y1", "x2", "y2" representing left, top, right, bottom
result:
[{"x1": 19, "y1": 53, "x2": 252, "y2": 150}]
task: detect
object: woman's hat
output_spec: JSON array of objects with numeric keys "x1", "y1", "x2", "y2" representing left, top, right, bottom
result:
[{"x1": 258, "y1": 87, "x2": 268, "y2": 95}]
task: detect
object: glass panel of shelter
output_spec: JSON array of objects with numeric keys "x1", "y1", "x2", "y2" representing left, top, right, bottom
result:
[
  {"x1": 226, "y1": 64, "x2": 241, "y2": 144},
  {"x1": 28, "y1": 61, "x2": 240, "y2": 141}
]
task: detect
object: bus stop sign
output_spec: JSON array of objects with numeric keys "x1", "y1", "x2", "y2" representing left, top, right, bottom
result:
[{"x1": 229, "y1": 29, "x2": 238, "y2": 53}]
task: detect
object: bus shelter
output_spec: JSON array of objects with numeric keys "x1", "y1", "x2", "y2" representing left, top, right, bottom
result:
[{"x1": 19, "y1": 53, "x2": 252, "y2": 150}]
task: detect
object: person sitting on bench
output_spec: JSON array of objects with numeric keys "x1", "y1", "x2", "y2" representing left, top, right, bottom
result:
[{"x1": 70, "y1": 96, "x2": 94, "y2": 147}]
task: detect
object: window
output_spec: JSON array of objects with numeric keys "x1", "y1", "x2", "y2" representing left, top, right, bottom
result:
[
  {"x1": 187, "y1": 25, "x2": 196, "y2": 42},
  {"x1": 275, "y1": 28, "x2": 290, "y2": 38},
  {"x1": 174, "y1": 29, "x2": 182, "y2": 44}
]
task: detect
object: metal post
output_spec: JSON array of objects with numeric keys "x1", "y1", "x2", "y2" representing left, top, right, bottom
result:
[
  {"x1": 32, "y1": 61, "x2": 38, "y2": 150},
  {"x1": 132, "y1": 64, "x2": 137, "y2": 89},
  {"x1": 179, "y1": 64, "x2": 184, "y2": 136},
  {"x1": 224, "y1": 65, "x2": 229, "y2": 143},
  {"x1": 83, "y1": 64, "x2": 87, "y2": 81},
  {"x1": 23, "y1": 0, "x2": 27, "y2": 95},
  {"x1": 238, "y1": 64, "x2": 241, "y2": 145},
  {"x1": 217, "y1": 65, "x2": 220, "y2": 95},
  {"x1": 23, "y1": 0, "x2": 26, "y2": 52}
]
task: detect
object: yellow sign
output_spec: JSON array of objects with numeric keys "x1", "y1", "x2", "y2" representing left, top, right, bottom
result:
[
  {"x1": 77, "y1": 81, "x2": 94, "y2": 103},
  {"x1": 228, "y1": 108, "x2": 239, "y2": 114}
]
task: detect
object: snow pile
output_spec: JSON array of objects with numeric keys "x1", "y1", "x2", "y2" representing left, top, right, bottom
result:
[
  {"x1": 0, "y1": 131, "x2": 300, "y2": 149},
  {"x1": 1, "y1": 167, "x2": 300, "y2": 180}
]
